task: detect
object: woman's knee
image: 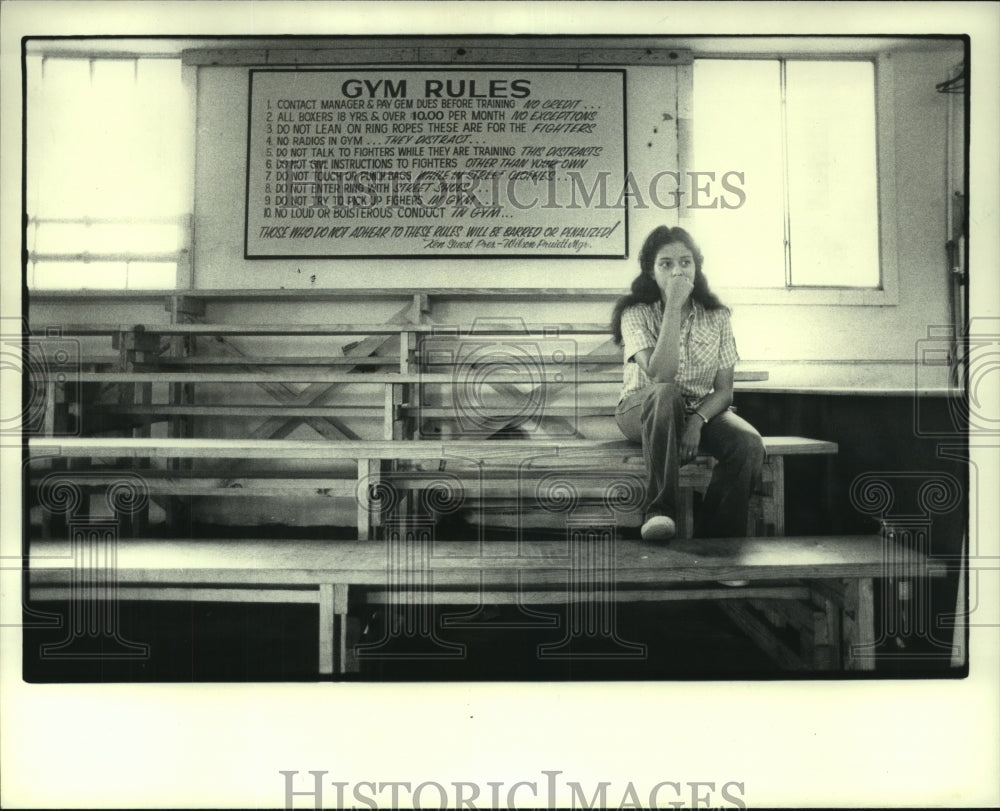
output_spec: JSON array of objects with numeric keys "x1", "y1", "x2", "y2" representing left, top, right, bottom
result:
[
  {"x1": 715, "y1": 420, "x2": 765, "y2": 466},
  {"x1": 640, "y1": 382, "x2": 683, "y2": 419},
  {"x1": 642, "y1": 381, "x2": 682, "y2": 405},
  {"x1": 738, "y1": 429, "x2": 766, "y2": 468}
]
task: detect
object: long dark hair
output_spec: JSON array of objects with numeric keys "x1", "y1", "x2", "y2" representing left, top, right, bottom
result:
[{"x1": 610, "y1": 226, "x2": 726, "y2": 344}]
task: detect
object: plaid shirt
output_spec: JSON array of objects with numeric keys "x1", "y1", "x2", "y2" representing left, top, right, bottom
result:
[{"x1": 619, "y1": 299, "x2": 739, "y2": 407}]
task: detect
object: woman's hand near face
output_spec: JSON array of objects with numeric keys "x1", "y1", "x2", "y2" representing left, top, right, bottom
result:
[
  {"x1": 661, "y1": 273, "x2": 694, "y2": 311},
  {"x1": 653, "y1": 242, "x2": 696, "y2": 311}
]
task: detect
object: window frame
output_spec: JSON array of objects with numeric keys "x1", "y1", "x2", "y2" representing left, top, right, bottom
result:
[{"x1": 683, "y1": 51, "x2": 898, "y2": 306}]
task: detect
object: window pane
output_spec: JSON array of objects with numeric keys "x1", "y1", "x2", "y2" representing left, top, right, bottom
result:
[
  {"x1": 126, "y1": 262, "x2": 179, "y2": 289},
  {"x1": 785, "y1": 60, "x2": 880, "y2": 287},
  {"x1": 26, "y1": 55, "x2": 191, "y2": 289},
  {"x1": 31, "y1": 262, "x2": 128, "y2": 289},
  {"x1": 693, "y1": 60, "x2": 786, "y2": 288}
]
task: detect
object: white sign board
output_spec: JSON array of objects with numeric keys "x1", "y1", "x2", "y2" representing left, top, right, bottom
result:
[{"x1": 245, "y1": 69, "x2": 627, "y2": 258}]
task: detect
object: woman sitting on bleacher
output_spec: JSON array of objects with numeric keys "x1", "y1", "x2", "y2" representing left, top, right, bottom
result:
[{"x1": 611, "y1": 226, "x2": 765, "y2": 541}]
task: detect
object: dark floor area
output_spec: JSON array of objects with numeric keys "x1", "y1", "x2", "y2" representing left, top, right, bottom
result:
[{"x1": 22, "y1": 598, "x2": 788, "y2": 683}]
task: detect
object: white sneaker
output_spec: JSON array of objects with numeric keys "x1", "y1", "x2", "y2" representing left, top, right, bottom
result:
[{"x1": 641, "y1": 514, "x2": 676, "y2": 541}]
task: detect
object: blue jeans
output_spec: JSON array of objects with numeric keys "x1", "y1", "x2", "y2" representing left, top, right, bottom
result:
[{"x1": 615, "y1": 382, "x2": 766, "y2": 538}]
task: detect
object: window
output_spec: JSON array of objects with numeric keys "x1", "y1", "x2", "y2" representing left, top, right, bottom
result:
[
  {"x1": 25, "y1": 55, "x2": 194, "y2": 289},
  {"x1": 692, "y1": 58, "x2": 885, "y2": 296}
]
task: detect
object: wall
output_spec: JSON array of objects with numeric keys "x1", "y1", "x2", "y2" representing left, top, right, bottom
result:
[{"x1": 191, "y1": 46, "x2": 963, "y2": 391}]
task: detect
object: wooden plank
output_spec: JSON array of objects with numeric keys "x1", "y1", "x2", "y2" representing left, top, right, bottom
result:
[
  {"x1": 28, "y1": 535, "x2": 947, "y2": 585},
  {"x1": 53, "y1": 371, "x2": 686, "y2": 384},
  {"x1": 334, "y1": 584, "x2": 349, "y2": 674},
  {"x1": 28, "y1": 476, "x2": 358, "y2": 497},
  {"x1": 421, "y1": 353, "x2": 624, "y2": 367},
  {"x1": 807, "y1": 578, "x2": 848, "y2": 609},
  {"x1": 769, "y1": 456, "x2": 786, "y2": 536},
  {"x1": 399, "y1": 331, "x2": 410, "y2": 376},
  {"x1": 749, "y1": 596, "x2": 816, "y2": 633},
  {"x1": 368, "y1": 458, "x2": 384, "y2": 535},
  {"x1": 812, "y1": 595, "x2": 840, "y2": 670},
  {"x1": 386, "y1": 472, "x2": 710, "y2": 495},
  {"x1": 102, "y1": 405, "x2": 388, "y2": 418},
  {"x1": 28, "y1": 435, "x2": 838, "y2": 461},
  {"x1": 26, "y1": 469, "x2": 702, "y2": 499},
  {"x1": 844, "y1": 577, "x2": 877, "y2": 671},
  {"x1": 43, "y1": 381, "x2": 56, "y2": 436},
  {"x1": 30, "y1": 287, "x2": 630, "y2": 301},
  {"x1": 30, "y1": 586, "x2": 320, "y2": 603},
  {"x1": 32, "y1": 289, "x2": 179, "y2": 300},
  {"x1": 183, "y1": 335, "x2": 360, "y2": 441},
  {"x1": 363, "y1": 586, "x2": 811, "y2": 604},
  {"x1": 48, "y1": 350, "x2": 764, "y2": 373},
  {"x1": 247, "y1": 299, "x2": 418, "y2": 440},
  {"x1": 408, "y1": 405, "x2": 619, "y2": 418},
  {"x1": 357, "y1": 460, "x2": 371, "y2": 541},
  {"x1": 733, "y1": 384, "x2": 960, "y2": 397},
  {"x1": 717, "y1": 601, "x2": 808, "y2": 671},
  {"x1": 318, "y1": 584, "x2": 334, "y2": 675},
  {"x1": 384, "y1": 384, "x2": 398, "y2": 440},
  {"x1": 46, "y1": 322, "x2": 620, "y2": 336},
  {"x1": 747, "y1": 597, "x2": 789, "y2": 629},
  {"x1": 152, "y1": 356, "x2": 403, "y2": 366},
  {"x1": 488, "y1": 340, "x2": 628, "y2": 437}
]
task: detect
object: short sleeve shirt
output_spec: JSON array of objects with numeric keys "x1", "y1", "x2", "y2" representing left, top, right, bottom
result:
[{"x1": 619, "y1": 299, "x2": 739, "y2": 407}]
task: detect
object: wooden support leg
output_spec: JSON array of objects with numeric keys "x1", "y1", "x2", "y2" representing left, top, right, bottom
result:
[
  {"x1": 335, "y1": 584, "x2": 348, "y2": 674},
  {"x1": 43, "y1": 380, "x2": 57, "y2": 436},
  {"x1": 843, "y1": 577, "x2": 876, "y2": 671},
  {"x1": 679, "y1": 487, "x2": 694, "y2": 539},
  {"x1": 811, "y1": 594, "x2": 841, "y2": 671},
  {"x1": 770, "y1": 456, "x2": 785, "y2": 537},
  {"x1": 357, "y1": 459, "x2": 373, "y2": 541},
  {"x1": 344, "y1": 614, "x2": 362, "y2": 674},
  {"x1": 318, "y1": 583, "x2": 349, "y2": 676},
  {"x1": 757, "y1": 455, "x2": 785, "y2": 537},
  {"x1": 357, "y1": 459, "x2": 384, "y2": 541},
  {"x1": 132, "y1": 380, "x2": 153, "y2": 536},
  {"x1": 319, "y1": 584, "x2": 334, "y2": 675}
]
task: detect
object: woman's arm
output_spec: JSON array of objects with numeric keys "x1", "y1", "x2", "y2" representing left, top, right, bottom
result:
[
  {"x1": 634, "y1": 275, "x2": 692, "y2": 382},
  {"x1": 632, "y1": 313, "x2": 681, "y2": 382},
  {"x1": 695, "y1": 365, "x2": 735, "y2": 421},
  {"x1": 679, "y1": 366, "x2": 735, "y2": 463}
]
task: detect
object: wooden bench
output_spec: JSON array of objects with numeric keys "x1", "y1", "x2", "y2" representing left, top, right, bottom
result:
[
  {"x1": 27, "y1": 532, "x2": 946, "y2": 675},
  {"x1": 38, "y1": 338, "x2": 770, "y2": 448},
  {"x1": 28, "y1": 435, "x2": 837, "y2": 539}
]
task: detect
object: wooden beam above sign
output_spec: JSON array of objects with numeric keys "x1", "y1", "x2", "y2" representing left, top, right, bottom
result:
[{"x1": 183, "y1": 43, "x2": 692, "y2": 66}]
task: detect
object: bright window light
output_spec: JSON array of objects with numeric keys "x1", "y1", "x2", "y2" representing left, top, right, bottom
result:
[
  {"x1": 26, "y1": 56, "x2": 193, "y2": 289},
  {"x1": 693, "y1": 58, "x2": 881, "y2": 290}
]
